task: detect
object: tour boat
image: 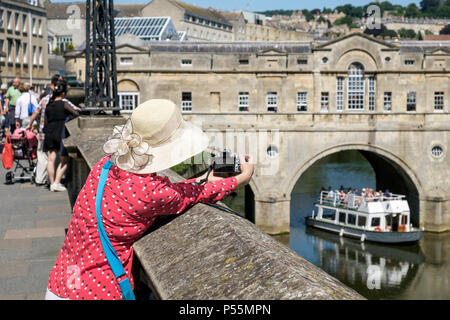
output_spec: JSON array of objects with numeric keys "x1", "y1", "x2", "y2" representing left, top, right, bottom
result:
[{"x1": 305, "y1": 191, "x2": 424, "y2": 244}]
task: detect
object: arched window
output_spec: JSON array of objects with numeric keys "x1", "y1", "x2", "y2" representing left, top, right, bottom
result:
[{"x1": 347, "y1": 63, "x2": 365, "y2": 110}]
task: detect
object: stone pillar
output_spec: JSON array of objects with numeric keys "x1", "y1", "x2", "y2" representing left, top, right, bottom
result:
[
  {"x1": 421, "y1": 197, "x2": 450, "y2": 232},
  {"x1": 254, "y1": 195, "x2": 290, "y2": 235}
]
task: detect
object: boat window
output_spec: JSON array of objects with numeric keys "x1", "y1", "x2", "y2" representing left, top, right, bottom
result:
[
  {"x1": 357, "y1": 215, "x2": 366, "y2": 227},
  {"x1": 371, "y1": 217, "x2": 380, "y2": 227},
  {"x1": 322, "y1": 208, "x2": 335, "y2": 220},
  {"x1": 339, "y1": 212, "x2": 346, "y2": 223},
  {"x1": 401, "y1": 215, "x2": 407, "y2": 225},
  {"x1": 385, "y1": 215, "x2": 392, "y2": 226},
  {"x1": 347, "y1": 214, "x2": 356, "y2": 225}
]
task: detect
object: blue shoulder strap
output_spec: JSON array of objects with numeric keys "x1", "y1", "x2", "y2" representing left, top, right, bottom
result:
[{"x1": 95, "y1": 160, "x2": 136, "y2": 300}]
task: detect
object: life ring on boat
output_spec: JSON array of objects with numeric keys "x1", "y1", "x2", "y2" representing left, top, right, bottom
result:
[{"x1": 373, "y1": 226, "x2": 383, "y2": 232}]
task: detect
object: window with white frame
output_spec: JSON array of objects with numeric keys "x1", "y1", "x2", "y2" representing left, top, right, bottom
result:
[
  {"x1": 238, "y1": 92, "x2": 249, "y2": 111},
  {"x1": 0, "y1": 10, "x2": 3, "y2": 28},
  {"x1": 22, "y1": 14, "x2": 27, "y2": 33},
  {"x1": 22, "y1": 43, "x2": 27, "y2": 63},
  {"x1": 384, "y1": 92, "x2": 392, "y2": 111},
  {"x1": 118, "y1": 92, "x2": 139, "y2": 112},
  {"x1": 38, "y1": 19, "x2": 42, "y2": 35},
  {"x1": 336, "y1": 77, "x2": 344, "y2": 111},
  {"x1": 297, "y1": 92, "x2": 307, "y2": 111},
  {"x1": 32, "y1": 45, "x2": 36, "y2": 65},
  {"x1": 119, "y1": 57, "x2": 133, "y2": 65},
  {"x1": 267, "y1": 92, "x2": 277, "y2": 112},
  {"x1": 434, "y1": 92, "x2": 444, "y2": 111},
  {"x1": 38, "y1": 46, "x2": 42, "y2": 65},
  {"x1": 368, "y1": 76, "x2": 376, "y2": 111},
  {"x1": 7, "y1": 39, "x2": 12, "y2": 63},
  {"x1": 32, "y1": 17, "x2": 36, "y2": 34},
  {"x1": 15, "y1": 39, "x2": 20, "y2": 63},
  {"x1": 347, "y1": 63, "x2": 365, "y2": 110},
  {"x1": 0, "y1": 40, "x2": 4, "y2": 62},
  {"x1": 181, "y1": 59, "x2": 192, "y2": 66},
  {"x1": 14, "y1": 13, "x2": 19, "y2": 32},
  {"x1": 56, "y1": 35, "x2": 72, "y2": 52},
  {"x1": 7, "y1": 11, "x2": 11, "y2": 30},
  {"x1": 321, "y1": 92, "x2": 329, "y2": 112},
  {"x1": 406, "y1": 92, "x2": 416, "y2": 111},
  {"x1": 181, "y1": 92, "x2": 192, "y2": 112}
]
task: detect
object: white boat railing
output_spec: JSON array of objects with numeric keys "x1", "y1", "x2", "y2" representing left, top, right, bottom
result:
[{"x1": 318, "y1": 191, "x2": 405, "y2": 210}]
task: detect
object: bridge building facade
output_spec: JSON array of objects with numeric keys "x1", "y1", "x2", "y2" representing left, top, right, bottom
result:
[{"x1": 66, "y1": 32, "x2": 450, "y2": 233}]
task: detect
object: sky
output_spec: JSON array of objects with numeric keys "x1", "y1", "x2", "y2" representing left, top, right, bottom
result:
[{"x1": 52, "y1": 0, "x2": 422, "y2": 12}]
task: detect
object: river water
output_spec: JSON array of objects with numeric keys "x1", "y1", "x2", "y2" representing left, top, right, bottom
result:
[{"x1": 284, "y1": 150, "x2": 450, "y2": 300}]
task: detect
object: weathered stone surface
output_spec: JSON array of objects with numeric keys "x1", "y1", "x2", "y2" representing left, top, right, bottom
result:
[{"x1": 133, "y1": 203, "x2": 363, "y2": 299}]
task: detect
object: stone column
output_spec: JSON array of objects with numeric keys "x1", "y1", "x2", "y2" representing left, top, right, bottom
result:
[
  {"x1": 254, "y1": 195, "x2": 290, "y2": 235},
  {"x1": 421, "y1": 197, "x2": 450, "y2": 232}
]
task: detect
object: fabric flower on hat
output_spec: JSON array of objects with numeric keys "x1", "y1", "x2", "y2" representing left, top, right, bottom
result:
[{"x1": 103, "y1": 118, "x2": 152, "y2": 171}]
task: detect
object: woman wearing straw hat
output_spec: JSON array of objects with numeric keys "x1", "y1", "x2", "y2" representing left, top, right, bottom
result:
[{"x1": 46, "y1": 99, "x2": 254, "y2": 300}]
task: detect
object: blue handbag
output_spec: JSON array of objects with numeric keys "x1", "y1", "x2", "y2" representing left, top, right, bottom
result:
[
  {"x1": 27, "y1": 93, "x2": 37, "y2": 116},
  {"x1": 95, "y1": 160, "x2": 136, "y2": 300}
]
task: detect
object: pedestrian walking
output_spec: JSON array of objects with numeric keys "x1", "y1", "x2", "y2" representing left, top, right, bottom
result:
[{"x1": 42, "y1": 80, "x2": 79, "y2": 192}]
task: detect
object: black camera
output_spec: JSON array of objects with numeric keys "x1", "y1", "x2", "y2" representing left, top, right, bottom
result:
[{"x1": 210, "y1": 150, "x2": 241, "y2": 177}]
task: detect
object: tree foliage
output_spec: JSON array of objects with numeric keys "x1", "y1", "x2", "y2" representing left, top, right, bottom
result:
[{"x1": 258, "y1": 1, "x2": 450, "y2": 19}]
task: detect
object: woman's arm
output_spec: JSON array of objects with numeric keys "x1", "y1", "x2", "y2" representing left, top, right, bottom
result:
[
  {"x1": 147, "y1": 154, "x2": 254, "y2": 216},
  {"x1": 63, "y1": 101, "x2": 80, "y2": 118}
]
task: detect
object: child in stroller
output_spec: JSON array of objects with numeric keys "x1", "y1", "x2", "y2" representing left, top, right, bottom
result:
[{"x1": 5, "y1": 120, "x2": 38, "y2": 184}]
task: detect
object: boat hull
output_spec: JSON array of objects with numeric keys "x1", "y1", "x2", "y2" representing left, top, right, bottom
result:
[{"x1": 305, "y1": 217, "x2": 423, "y2": 244}]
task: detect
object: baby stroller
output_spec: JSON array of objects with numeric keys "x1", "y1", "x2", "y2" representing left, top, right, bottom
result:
[{"x1": 5, "y1": 130, "x2": 38, "y2": 184}]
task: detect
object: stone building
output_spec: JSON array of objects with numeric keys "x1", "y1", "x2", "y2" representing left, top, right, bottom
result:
[
  {"x1": 65, "y1": 31, "x2": 450, "y2": 233},
  {"x1": 141, "y1": 0, "x2": 234, "y2": 41},
  {"x1": 0, "y1": 0, "x2": 49, "y2": 90},
  {"x1": 45, "y1": 1, "x2": 146, "y2": 51}
]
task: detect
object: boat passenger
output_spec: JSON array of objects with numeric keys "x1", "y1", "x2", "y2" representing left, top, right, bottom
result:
[{"x1": 384, "y1": 189, "x2": 392, "y2": 198}]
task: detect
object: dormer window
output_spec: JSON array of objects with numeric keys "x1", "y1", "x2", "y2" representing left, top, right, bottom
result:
[
  {"x1": 405, "y1": 60, "x2": 415, "y2": 65},
  {"x1": 297, "y1": 59, "x2": 307, "y2": 65}
]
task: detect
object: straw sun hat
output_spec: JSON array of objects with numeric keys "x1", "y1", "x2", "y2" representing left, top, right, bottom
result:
[{"x1": 103, "y1": 99, "x2": 209, "y2": 174}]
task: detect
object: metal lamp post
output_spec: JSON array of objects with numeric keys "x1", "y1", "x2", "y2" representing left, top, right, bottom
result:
[{"x1": 84, "y1": 0, "x2": 119, "y2": 114}]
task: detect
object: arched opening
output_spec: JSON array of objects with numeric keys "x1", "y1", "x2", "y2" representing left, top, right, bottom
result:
[
  {"x1": 288, "y1": 149, "x2": 423, "y2": 299},
  {"x1": 117, "y1": 79, "x2": 140, "y2": 112},
  {"x1": 289, "y1": 149, "x2": 420, "y2": 228}
]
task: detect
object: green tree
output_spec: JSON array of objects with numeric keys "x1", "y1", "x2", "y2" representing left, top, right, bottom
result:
[
  {"x1": 405, "y1": 3, "x2": 420, "y2": 17},
  {"x1": 52, "y1": 47, "x2": 61, "y2": 55},
  {"x1": 420, "y1": 0, "x2": 440, "y2": 12},
  {"x1": 440, "y1": 24, "x2": 450, "y2": 34},
  {"x1": 66, "y1": 43, "x2": 75, "y2": 51},
  {"x1": 398, "y1": 28, "x2": 417, "y2": 39},
  {"x1": 334, "y1": 15, "x2": 354, "y2": 27}
]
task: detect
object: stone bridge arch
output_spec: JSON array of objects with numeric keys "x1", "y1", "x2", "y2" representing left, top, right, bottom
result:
[{"x1": 284, "y1": 143, "x2": 423, "y2": 228}]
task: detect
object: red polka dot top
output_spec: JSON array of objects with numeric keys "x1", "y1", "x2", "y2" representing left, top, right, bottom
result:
[{"x1": 47, "y1": 155, "x2": 237, "y2": 300}]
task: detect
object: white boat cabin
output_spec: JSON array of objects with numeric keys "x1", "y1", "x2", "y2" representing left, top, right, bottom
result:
[{"x1": 313, "y1": 191, "x2": 412, "y2": 232}]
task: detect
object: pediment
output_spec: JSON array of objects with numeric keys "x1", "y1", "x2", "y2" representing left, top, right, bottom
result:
[
  {"x1": 116, "y1": 43, "x2": 148, "y2": 54},
  {"x1": 314, "y1": 32, "x2": 398, "y2": 51},
  {"x1": 257, "y1": 48, "x2": 287, "y2": 56},
  {"x1": 425, "y1": 48, "x2": 450, "y2": 56}
]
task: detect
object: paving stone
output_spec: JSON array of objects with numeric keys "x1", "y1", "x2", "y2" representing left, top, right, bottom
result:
[
  {"x1": 0, "y1": 293, "x2": 27, "y2": 300},
  {"x1": 4, "y1": 227, "x2": 66, "y2": 240},
  {"x1": 0, "y1": 261, "x2": 31, "y2": 278},
  {"x1": 0, "y1": 239, "x2": 33, "y2": 250},
  {"x1": 36, "y1": 204, "x2": 71, "y2": 214},
  {"x1": 35, "y1": 217, "x2": 71, "y2": 228}
]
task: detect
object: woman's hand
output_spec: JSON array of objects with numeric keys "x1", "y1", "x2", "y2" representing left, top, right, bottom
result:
[{"x1": 235, "y1": 153, "x2": 254, "y2": 187}]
